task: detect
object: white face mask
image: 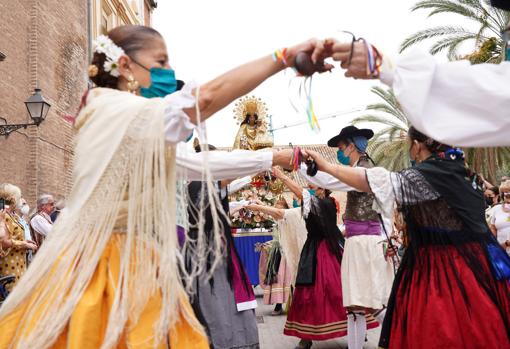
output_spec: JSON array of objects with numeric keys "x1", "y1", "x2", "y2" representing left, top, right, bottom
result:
[{"x1": 21, "y1": 204, "x2": 30, "y2": 216}]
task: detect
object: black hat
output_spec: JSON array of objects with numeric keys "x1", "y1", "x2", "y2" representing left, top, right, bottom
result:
[{"x1": 327, "y1": 126, "x2": 374, "y2": 147}]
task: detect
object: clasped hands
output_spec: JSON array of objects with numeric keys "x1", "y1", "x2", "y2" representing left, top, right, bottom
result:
[{"x1": 287, "y1": 36, "x2": 380, "y2": 80}]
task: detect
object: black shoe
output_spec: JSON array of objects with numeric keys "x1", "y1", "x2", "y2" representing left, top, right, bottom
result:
[{"x1": 295, "y1": 339, "x2": 312, "y2": 349}]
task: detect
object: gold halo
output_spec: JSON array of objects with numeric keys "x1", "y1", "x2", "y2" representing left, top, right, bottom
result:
[{"x1": 233, "y1": 95, "x2": 268, "y2": 125}]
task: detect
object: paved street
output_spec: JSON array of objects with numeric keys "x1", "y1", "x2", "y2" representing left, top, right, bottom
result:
[{"x1": 255, "y1": 287, "x2": 381, "y2": 349}]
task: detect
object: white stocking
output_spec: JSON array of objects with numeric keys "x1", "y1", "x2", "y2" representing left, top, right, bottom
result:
[
  {"x1": 355, "y1": 312, "x2": 367, "y2": 349},
  {"x1": 347, "y1": 312, "x2": 366, "y2": 349},
  {"x1": 347, "y1": 312, "x2": 356, "y2": 349}
]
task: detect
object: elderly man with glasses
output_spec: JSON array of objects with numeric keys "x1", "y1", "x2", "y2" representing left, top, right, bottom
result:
[{"x1": 30, "y1": 194, "x2": 55, "y2": 246}]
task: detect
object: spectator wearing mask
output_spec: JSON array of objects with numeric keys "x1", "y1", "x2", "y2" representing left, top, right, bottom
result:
[
  {"x1": 50, "y1": 199, "x2": 65, "y2": 223},
  {"x1": 16, "y1": 198, "x2": 36, "y2": 264},
  {"x1": 489, "y1": 180, "x2": 510, "y2": 255},
  {"x1": 30, "y1": 194, "x2": 55, "y2": 246},
  {"x1": 485, "y1": 187, "x2": 500, "y2": 205},
  {"x1": 0, "y1": 184, "x2": 37, "y2": 295}
]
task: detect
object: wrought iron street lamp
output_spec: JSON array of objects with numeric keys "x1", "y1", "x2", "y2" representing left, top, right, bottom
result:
[{"x1": 0, "y1": 88, "x2": 51, "y2": 138}]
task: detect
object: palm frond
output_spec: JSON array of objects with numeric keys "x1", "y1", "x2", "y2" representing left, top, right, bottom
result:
[
  {"x1": 351, "y1": 115, "x2": 406, "y2": 131},
  {"x1": 413, "y1": 0, "x2": 502, "y2": 33},
  {"x1": 368, "y1": 138, "x2": 410, "y2": 171},
  {"x1": 400, "y1": 26, "x2": 476, "y2": 52},
  {"x1": 365, "y1": 103, "x2": 403, "y2": 118},
  {"x1": 367, "y1": 87, "x2": 408, "y2": 123},
  {"x1": 430, "y1": 33, "x2": 478, "y2": 55},
  {"x1": 412, "y1": 0, "x2": 480, "y2": 22},
  {"x1": 402, "y1": 0, "x2": 507, "y2": 57}
]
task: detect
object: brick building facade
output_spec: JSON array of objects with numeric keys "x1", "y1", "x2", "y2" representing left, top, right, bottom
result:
[
  {"x1": 0, "y1": 0, "x2": 88, "y2": 206},
  {"x1": 0, "y1": 0, "x2": 156, "y2": 206}
]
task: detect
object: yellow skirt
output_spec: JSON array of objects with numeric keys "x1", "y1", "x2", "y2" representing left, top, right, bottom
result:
[{"x1": 0, "y1": 234, "x2": 209, "y2": 349}]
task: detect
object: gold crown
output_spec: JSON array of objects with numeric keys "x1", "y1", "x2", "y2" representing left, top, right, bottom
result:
[{"x1": 233, "y1": 95, "x2": 268, "y2": 124}]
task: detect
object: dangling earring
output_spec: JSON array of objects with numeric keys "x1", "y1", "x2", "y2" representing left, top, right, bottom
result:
[{"x1": 127, "y1": 74, "x2": 139, "y2": 94}]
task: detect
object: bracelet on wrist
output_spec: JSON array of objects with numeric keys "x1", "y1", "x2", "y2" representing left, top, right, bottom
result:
[
  {"x1": 272, "y1": 48, "x2": 289, "y2": 67},
  {"x1": 289, "y1": 146, "x2": 302, "y2": 171},
  {"x1": 365, "y1": 42, "x2": 383, "y2": 78}
]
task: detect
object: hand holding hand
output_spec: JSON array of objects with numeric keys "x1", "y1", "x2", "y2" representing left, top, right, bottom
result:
[
  {"x1": 313, "y1": 37, "x2": 380, "y2": 80},
  {"x1": 286, "y1": 39, "x2": 334, "y2": 74},
  {"x1": 301, "y1": 149, "x2": 330, "y2": 173}
]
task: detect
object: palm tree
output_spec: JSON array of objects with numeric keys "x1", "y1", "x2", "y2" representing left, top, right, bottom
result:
[
  {"x1": 351, "y1": 87, "x2": 411, "y2": 171},
  {"x1": 401, "y1": 0, "x2": 510, "y2": 62},
  {"x1": 399, "y1": 0, "x2": 510, "y2": 182}
]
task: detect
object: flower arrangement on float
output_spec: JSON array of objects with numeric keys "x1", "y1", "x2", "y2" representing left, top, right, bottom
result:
[{"x1": 230, "y1": 174, "x2": 284, "y2": 230}]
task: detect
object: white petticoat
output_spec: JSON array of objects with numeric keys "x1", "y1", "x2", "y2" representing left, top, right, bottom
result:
[{"x1": 341, "y1": 234, "x2": 394, "y2": 309}]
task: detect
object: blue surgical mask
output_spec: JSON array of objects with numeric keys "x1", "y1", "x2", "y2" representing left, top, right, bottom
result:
[
  {"x1": 337, "y1": 149, "x2": 351, "y2": 166},
  {"x1": 140, "y1": 67, "x2": 178, "y2": 98}
]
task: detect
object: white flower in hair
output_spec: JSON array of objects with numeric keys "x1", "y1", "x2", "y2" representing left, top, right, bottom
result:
[
  {"x1": 93, "y1": 35, "x2": 113, "y2": 55},
  {"x1": 93, "y1": 35, "x2": 125, "y2": 78},
  {"x1": 103, "y1": 60, "x2": 120, "y2": 77},
  {"x1": 107, "y1": 45, "x2": 125, "y2": 62}
]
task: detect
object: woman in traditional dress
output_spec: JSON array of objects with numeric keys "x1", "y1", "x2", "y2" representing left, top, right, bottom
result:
[
  {"x1": 0, "y1": 25, "x2": 324, "y2": 349},
  {"x1": 176, "y1": 141, "x2": 300, "y2": 349},
  {"x1": 0, "y1": 184, "x2": 37, "y2": 296},
  {"x1": 185, "y1": 143, "x2": 259, "y2": 349},
  {"x1": 257, "y1": 197, "x2": 293, "y2": 315},
  {"x1": 305, "y1": 126, "x2": 510, "y2": 349},
  {"x1": 247, "y1": 168, "x2": 378, "y2": 349}
]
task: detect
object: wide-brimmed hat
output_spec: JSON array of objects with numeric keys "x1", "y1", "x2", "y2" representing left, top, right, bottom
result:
[{"x1": 327, "y1": 126, "x2": 374, "y2": 147}]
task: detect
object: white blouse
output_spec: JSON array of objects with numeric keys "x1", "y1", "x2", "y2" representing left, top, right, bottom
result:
[
  {"x1": 380, "y1": 50, "x2": 510, "y2": 147},
  {"x1": 176, "y1": 149, "x2": 273, "y2": 181}
]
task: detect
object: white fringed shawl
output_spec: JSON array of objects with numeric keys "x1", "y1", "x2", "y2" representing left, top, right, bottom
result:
[{"x1": 0, "y1": 88, "x2": 212, "y2": 349}]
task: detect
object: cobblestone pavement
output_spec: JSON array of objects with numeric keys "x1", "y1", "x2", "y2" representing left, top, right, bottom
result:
[{"x1": 255, "y1": 287, "x2": 381, "y2": 349}]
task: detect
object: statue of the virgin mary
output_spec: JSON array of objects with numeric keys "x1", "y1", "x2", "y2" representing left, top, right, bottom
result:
[{"x1": 232, "y1": 96, "x2": 274, "y2": 150}]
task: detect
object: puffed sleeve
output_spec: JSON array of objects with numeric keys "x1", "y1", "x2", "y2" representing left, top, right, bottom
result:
[
  {"x1": 380, "y1": 49, "x2": 510, "y2": 147},
  {"x1": 302, "y1": 189, "x2": 312, "y2": 219},
  {"x1": 163, "y1": 81, "x2": 197, "y2": 144},
  {"x1": 365, "y1": 167, "x2": 395, "y2": 221}
]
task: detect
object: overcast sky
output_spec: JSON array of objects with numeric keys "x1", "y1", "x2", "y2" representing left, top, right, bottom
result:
[{"x1": 154, "y1": 1, "x2": 475, "y2": 147}]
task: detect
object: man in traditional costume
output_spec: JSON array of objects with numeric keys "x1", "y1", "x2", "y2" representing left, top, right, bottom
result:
[
  {"x1": 300, "y1": 126, "x2": 394, "y2": 349},
  {"x1": 247, "y1": 168, "x2": 378, "y2": 349}
]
